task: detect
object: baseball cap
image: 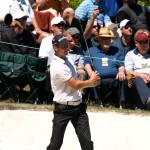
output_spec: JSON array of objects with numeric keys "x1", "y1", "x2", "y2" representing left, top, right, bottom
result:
[
  {"x1": 134, "y1": 32, "x2": 149, "y2": 41},
  {"x1": 13, "y1": 10, "x2": 29, "y2": 20},
  {"x1": 67, "y1": 27, "x2": 80, "y2": 35},
  {"x1": 52, "y1": 35, "x2": 69, "y2": 46},
  {"x1": 51, "y1": 17, "x2": 66, "y2": 26},
  {"x1": 119, "y1": 19, "x2": 130, "y2": 29}
]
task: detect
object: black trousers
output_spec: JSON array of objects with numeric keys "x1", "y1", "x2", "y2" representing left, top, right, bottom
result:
[{"x1": 46, "y1": 103, "x2": 93, "y2": 150}]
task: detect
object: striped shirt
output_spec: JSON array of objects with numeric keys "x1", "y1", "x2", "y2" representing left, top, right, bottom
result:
[{"x1": 75, "y1": 0, "x2": 111, "y2": 26}]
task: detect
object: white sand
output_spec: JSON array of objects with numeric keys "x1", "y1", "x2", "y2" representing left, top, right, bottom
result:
[{"x1": 0, "y1": 110, "x2": 150, "y2": 150}]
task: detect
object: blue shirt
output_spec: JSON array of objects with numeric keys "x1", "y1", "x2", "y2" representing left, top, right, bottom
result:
[
  {"x1": 84, "y1": 46, "x2": 124, "y2": 78},
  {"x1": 111, "y1": 37, "x2": 135, "y2": 60},
  {"x1": 75, "y1": 0, "x2": 111, "y2": 26},
  {"x1": 104, "y1": 0, "x2": 123, "y2": 17}
]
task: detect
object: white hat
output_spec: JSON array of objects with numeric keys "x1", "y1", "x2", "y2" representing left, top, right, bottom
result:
[
  {"x1": 13, "y1": 10, "x2": 29, "y2": 20},
  {"x1": 51, "y1": 17, "x2": 66, "y2": 26},
  {"x1": 119, "y1": 19, "x2": 130, "y2": 29}
]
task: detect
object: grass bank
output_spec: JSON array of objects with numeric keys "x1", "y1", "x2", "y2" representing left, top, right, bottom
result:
[{"x1": 0, "y1": 102, "x2": 150, "y2": 116}]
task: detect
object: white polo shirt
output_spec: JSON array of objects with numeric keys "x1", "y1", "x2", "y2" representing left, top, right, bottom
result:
[
  {"x1": 39, "y1": 34, "x2": 54, "y2": 65},
  {"x1": 50, "y1": 55, "x2": 82, "y2": 102},
  {"x1": 125, "y1": 49, "x2": 150, "y2": 74}
]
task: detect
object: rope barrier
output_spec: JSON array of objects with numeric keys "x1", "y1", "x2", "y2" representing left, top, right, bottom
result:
[
  {"x1": 0, "y1": 40, "x2": 39, "y2": 50},
  {"x1": 0, "y1": 40, "x2": 124, "y2": 63},
  {"x1": 84, "y1": 56, "x2": 124, "y2": 63}
]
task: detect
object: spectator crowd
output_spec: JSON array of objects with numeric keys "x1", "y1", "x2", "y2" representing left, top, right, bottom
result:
[{"x1": 0, "y1": 0, "x2": 150, "y2": 111}]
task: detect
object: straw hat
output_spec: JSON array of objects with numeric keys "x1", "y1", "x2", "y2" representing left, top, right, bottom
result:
[{"x1": 95, "y1": 27, "x2": 115, "y2": 40}]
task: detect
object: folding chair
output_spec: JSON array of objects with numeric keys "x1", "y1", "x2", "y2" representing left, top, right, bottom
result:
[
  {"x1": 0, "y1": 51, "x2": 26, "y2": 101},
  {"x1": 24, "y1": 55, "x2": 48, "y2": 104}
]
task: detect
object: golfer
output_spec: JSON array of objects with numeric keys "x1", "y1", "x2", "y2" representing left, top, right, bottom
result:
[{"x1": 46, "y1": 35, "x2": 100, "y2": 150}]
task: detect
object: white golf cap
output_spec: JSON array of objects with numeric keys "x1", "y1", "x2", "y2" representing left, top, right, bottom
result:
[
  {"x1": 51, "y1": 17, "x2": 66, "y2": 26},
  {"x1": 13, "y1": 10, "x2": 29, "y2": 20},
  {"x1": 119, "y1": 19, "x2": 130, "y2": 29}
]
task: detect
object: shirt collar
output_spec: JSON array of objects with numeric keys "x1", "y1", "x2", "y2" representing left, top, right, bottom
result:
[
  {"x1": 53, "y1": 55, "x2": 68, "y2": 64},
  {"x1": 135, "y1": 48, "x2": 150, "y2": 58}
]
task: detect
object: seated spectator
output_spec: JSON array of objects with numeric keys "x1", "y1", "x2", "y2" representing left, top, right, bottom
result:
[
  {"x1": 117, "y1": 0, "x2": 150, "y2": 33},
  {"x1": 66, "y1": 27, "x2": 87, "y2": 100},
  {"x1": 111, "y1": 19, "x2": 135, "y2": 59},
  {"x1": 75, "y1": 0, "x2": 112, "y2": 28},
  {"x1": 81, "y1": 8, "x2": 101, "y2": 51},
  {"x1": 84, "y1": 27, "x2": 127, "y2": 106},
  {"x1": 39, "y1": 16, "x2": 66, "y2": 65},
  {"x1": 125, "y1": 29, "x2": 150, "y2": 110},
  {"x1": 0, "y1": 0, "x2": 50, "y2": 45},
  {"x1": 104, "y1": 0, "x2": 123, "y2": 23},
  {"x1": 1, "y1": 10, "x2": 36, "y2": 56}
]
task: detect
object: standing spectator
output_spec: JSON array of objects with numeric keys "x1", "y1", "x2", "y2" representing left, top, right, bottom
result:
[
  {"x1": 104, "y1": 0, "x2": 123, "y2": 23},
  {"x1": 84, "y1": 27, "x2": 127, "y2": 106},
  {"x1": 125, "y1": 29, "x2": 150, "y2": 110},
  {"x1": 1, "y1": 10, "x2": 36, "y2": 56},
  {"x1": 75, "y1": 0, "x2": 112, "y2": 27},
  {"x1": 46, "y1": 35, "x2": 100, "y2": 150},
  {"x1": 117, "y1": 0, "x2": 150, "y2": 33},
  {"x1": 39, "y1": 16, "x2": 66, "y2": 65},
  {"x1": 111, "y1": 19, "x2": 135, "y2": 59}
]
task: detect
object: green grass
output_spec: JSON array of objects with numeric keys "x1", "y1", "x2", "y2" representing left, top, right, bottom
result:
[{"x1": 0, "y1": 102, "x2": 150, "y2": 116}]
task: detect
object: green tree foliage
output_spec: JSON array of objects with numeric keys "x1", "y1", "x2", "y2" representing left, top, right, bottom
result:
[
  {"x1": 69, "y1": 0, "x2": 149, "y2": 10},
  {"x1": 69, "y1": 0, "x2": 83, "y2": 9},
  {"x1": 138, "y1": 0, "x2": 149, "y2": 6}
]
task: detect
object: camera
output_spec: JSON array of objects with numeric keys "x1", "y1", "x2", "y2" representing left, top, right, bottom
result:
[{"x1": 98, "y1": 8, "x2": 104, "y2": 13}]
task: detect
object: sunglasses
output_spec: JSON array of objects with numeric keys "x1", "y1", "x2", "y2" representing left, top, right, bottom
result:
[
  {"x1": 53, "y1": 23, "x2": 65, "y2": 28},
  {"x1": 72, "y1": 35, "x2": 80, "y2": 39},
  {"x1": 16, "y1": 17, "x2": 27, "y2": 22},
  {"x1": 93, "y1": 25, "x2": 100, "y2": 28},
  {"x1": 138, "y1": 40, "x2": 149, "y2": 45},
  {"x1": 124, "y1": 24, "x2": 133, "y2": 29}
]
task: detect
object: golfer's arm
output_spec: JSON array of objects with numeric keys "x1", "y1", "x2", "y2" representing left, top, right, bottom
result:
[{"x1": 67, "y1": 77, "x2": 93, "y2": 90}]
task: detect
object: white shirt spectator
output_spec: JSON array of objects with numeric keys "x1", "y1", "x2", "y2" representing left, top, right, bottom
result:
[
  {"x1": 125, "y1": 48, "x2": 150, "y2": 74},
  {"x1": 38, "y1": 34, "x2": 54, "y2": 65}
]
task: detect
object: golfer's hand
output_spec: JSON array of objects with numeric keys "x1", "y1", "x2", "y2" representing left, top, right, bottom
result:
[{"x1": 90, "y1": 71, "x2": 101, "y2": 87}]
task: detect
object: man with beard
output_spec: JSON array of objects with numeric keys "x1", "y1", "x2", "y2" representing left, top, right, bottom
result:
[
  {"x1": 111, "y1": 19, "x2": 135, "y2": 59},
  {"x1": 117, "y1": 0, "x2": 150, "y2": 33},
  {"x1": 84, "y1": 27, "x2": 127, "y2": 107}
]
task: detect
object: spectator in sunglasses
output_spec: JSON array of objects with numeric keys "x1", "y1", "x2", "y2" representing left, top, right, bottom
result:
[
  {"x1": 39, "y1": 16, "x2": 66, "y2": 65},
  {"x1": 125, "y1": 29, "x2": 150, "y2": 110},
  {"x1": 111, "y1": 19, "x2": 135, "y2": 59},
  {"x1": 1, "y1": 10, "x2": 36, "y2": 56}
]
